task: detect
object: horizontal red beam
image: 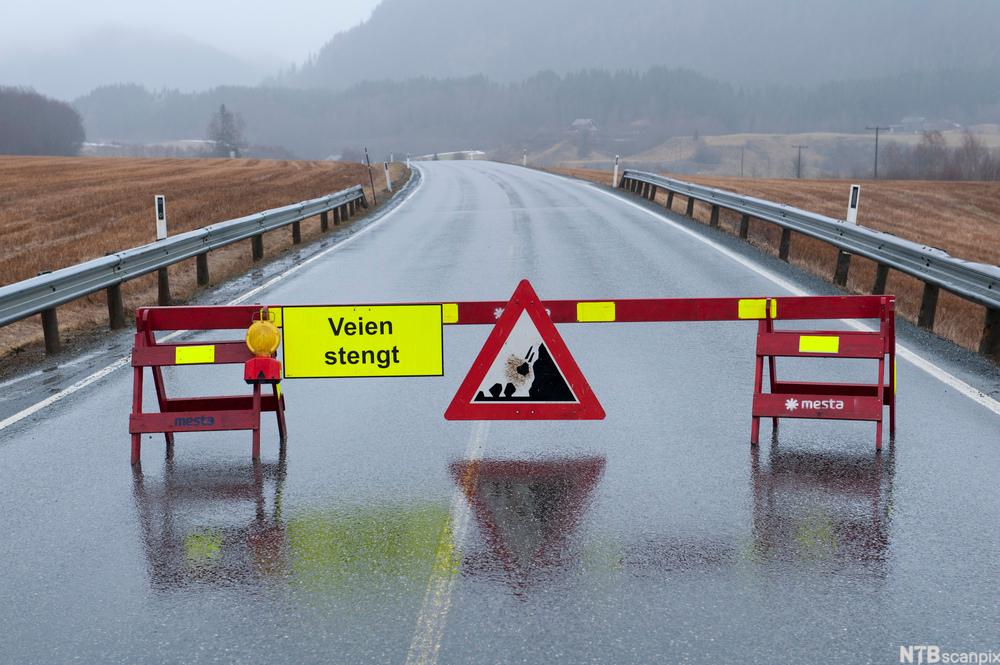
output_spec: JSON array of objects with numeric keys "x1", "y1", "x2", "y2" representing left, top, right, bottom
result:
[
  {"x1": 752, "y1": 394, "x2": 884, "y2": 421},
  {"x1": 136, "y1": 295, "x2": 893, "y2": 331},
  {"x1": 131, "y1": 342, "x2": 251, "y2": 367},
  {"x1": 129, "y1": 410, "x2": 260, "y2": 434},
  {"x1": 757, "y1": 331, "x2": 886, "y2": 358}
]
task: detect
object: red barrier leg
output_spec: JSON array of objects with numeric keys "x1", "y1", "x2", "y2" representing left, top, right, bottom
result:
[
  {"x1": 150, "y1": 364, "x2": 174, "y2": 447},
  {"x1": 251, "y1": 383, "x2": 262, "y2": 460},
  {"x1": 750, "y1": 322, "x2": 765, "y2": 446},
  {"x1": 875, "y1": 355, "x2": 885, "y2": 450},
  {"x1": 767, "y1": 353, "x2": 779, "y2": 434},
  {"x1": 131, "y1": 364, "x2": 144, "y2": 465}
]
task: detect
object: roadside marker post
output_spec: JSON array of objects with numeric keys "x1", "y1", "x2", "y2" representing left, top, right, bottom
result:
[
  {"x1": 126, "y1": 282, "x2": 897, "y2": 463},
  {"x1": 846, "y1": 184, "x2": 861, "y2": 224},
  {"x1": 154, "y1": 195, "x2": 168, "y2": 240}
]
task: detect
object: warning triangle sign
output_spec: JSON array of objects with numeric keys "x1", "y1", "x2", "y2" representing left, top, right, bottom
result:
[{"x1": 445, "y1": 280, "x2": 605, "y2": 420}]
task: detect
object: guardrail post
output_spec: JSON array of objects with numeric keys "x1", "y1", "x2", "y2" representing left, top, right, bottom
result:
[
  {"x1": 685, "y1": 197, "x2": 695, "y2": 217},
  {"x1": 360, "y1": 194, "x2": 369, "y2": 209},
  {"x1": 709, "y1": 205, "x2": 720, "y2": 228},
  {"x1": 41, "y1": 307, "x2": 60, "y2": 354},
  {"x1": 666, "y1": 191, "x2": 674, "y2": 210},
  {"x1": 106, "y1": 284, "x2": 126, "y2": 329},
  {"x1": 778, "y1": 229, "x2": 792, "y2": 262},
  {"x1": 739, "y1": 214, "x2": 750, "y2": 239},
  {"x1": 833, "y1": 250, "x2": 852, "y2": 287},
  {"x1": 334, "y1": 206, "x2": 342, "y2": 225},
  {"x1": 157, "y1": 268, "x2": 171, "y2": 306},
  {"x1": 348, "y1": 200, "x2": 356, "y2": 216},
  {"x1": 321, "y1": 210, "x2": 329, "y2": 232},
  {"x1": 291, "y1": 220, "x2": 302, "y2": 244},
  {"x1": 980, "y1": 308, "x2": 1000, "y2": 359},
  {"x1": 251, "y1": 234, "x2": 264, "y2": 262},
  {"x1": 872, "y1": 263, "x2": 890, "y2": 294},
  {"x1": 196, "y1": 253, "x2": 209, "y2": 286},
  {"x1": 648, "y1": 185, "x2": 657, "y2": 201},
  {"x1": 918, "y1": 282, "x2": 940, "y2": 330}
]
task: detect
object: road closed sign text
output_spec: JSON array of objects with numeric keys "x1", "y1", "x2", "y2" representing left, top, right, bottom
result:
[{"x1": 282, "y1": 305, "x2": 443, "y2": 378}]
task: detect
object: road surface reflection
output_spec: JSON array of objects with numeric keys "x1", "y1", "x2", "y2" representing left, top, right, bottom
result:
[{"x1": 450, "y1": 455, "x2": 606, "y2": 592}]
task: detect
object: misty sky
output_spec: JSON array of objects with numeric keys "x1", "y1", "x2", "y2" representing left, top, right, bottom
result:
[{"x1": 0, "y1": 0, "x2": 381, "y2": 64}]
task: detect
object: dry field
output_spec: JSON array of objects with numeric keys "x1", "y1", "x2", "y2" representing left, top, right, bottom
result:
[
  {"x1": 0, "y1": 156, "x2": 409, "y2": 361},
  {"x1": 554, "y1": 167, "x2": 1000, "y2": 354}
]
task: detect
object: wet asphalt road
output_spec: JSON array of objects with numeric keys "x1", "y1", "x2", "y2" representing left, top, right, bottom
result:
[{"x1": 1, "y1": 161, "x2": 999, "y2": 665}]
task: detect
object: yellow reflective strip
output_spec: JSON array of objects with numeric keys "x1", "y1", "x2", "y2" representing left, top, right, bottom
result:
[
  {"x1": 893, "y1": 359, "x2": 897, "y2": 394},
  {"x1": 770, "y1": 299, "x2": 778, "y2": 319},
  {"x1": 738, "y1": 298, "x2": 767, "y2": 319},
  {"x1": 276, "y1": 382, "x2": 282, "y2": 399},
  {"x1": 175, "y1": 345, "x2": 215, "y2": 365},
  {"x1": 442, "y1": 303, "x2": 459, "y2": 324},
  {"x1": 798, "y1": 336, "x2": 840, "y2": 354},
  {"x1": 268, "y1": 307, "x2": 283, "y2": 328},
  {"x1": 577, "y1": 301, "x2": 616, "y2": 322}
]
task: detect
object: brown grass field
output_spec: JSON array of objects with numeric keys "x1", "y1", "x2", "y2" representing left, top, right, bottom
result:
[
  {"x1": 554, "y1": 167, "x2": 1000, "y2": 353},
  {"x1": 0, "y1": 156, "x2": 408, "y2": 361}
]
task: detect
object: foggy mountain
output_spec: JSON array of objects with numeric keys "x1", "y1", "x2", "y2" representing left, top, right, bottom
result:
[
  {"x1": 0, "y1": 26, "x2": 279, "y2": 101},
  {"x1": 290, "y1": 0, "x2": 1000, "y2": 90}
]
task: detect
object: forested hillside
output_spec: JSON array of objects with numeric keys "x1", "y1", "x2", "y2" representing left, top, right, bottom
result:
[
  {"x1": 76, "y1": 67, "x2": 1000, "y2": 160},
  {"x1": 0, "y1": 87, "x2": 85, "y2": 156},
  {"x1": 285, "y1": 0, "x2": 1000, "y2": 90}
]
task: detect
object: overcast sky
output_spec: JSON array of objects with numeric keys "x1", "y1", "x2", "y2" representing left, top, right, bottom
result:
[{"x1": 0, "y1": 0, "x2": 382, "y2": 64}]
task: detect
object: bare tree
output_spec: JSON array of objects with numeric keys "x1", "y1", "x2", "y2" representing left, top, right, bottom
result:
[{"x1": 207, "y1": 104, "x2": 246, "y2": 157}]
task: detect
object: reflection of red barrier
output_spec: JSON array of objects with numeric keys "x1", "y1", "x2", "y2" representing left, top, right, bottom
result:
[
  {"x1": 129, "y1": 306, "x2": 287, "y2": 465},
  {"x1": 751, "y1": 296, "x2": 895, "y2": 449}
]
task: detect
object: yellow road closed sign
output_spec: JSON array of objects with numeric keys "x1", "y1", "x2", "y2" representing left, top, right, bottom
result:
[{"x1": 282, "y1": 305, "x2": 444, "y2": 378}]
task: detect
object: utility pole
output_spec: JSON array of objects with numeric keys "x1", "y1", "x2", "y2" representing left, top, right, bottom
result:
[
  {"x1": 793, "y1": 144, "x2": 808, "y2": 179},
  {"x1": 739, "y1": 146, "x2": 745, "y2": 178},
  {"x1": 364, "y1": 147, "x2": 377, "y2": 206},
  {"x1": 866, "y1": 125, "x2": 890, "y2": 179}
]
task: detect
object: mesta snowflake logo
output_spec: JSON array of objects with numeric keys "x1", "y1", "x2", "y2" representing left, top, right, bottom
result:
[{"x1": 784, "y1": 398, "x2": 799, "y2": 412}]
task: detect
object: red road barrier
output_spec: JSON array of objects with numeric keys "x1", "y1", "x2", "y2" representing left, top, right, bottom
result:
[
  {"x1": 129, "y1": 306, "x2": 287, "y2": 465},
  {"x1": 129, "y1": 290, "x2": 895, "y2": 463},
  {"x1": 751, "y1": 296, "x2": 895, "y2": 449}
]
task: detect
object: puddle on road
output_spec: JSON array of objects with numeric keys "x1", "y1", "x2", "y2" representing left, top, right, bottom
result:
[
  {"x1": 131, "y1": 453, "x2": 451, "y2": 597},
  {"x1": 623, "y1": 441, "x2": 896, "y2": 578},
  {"x1": 130, "y1": 441, "x2": 895, "y2": 600}
]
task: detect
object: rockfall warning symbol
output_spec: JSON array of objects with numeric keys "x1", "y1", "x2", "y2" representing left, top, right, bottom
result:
[{"x1": 445, "y1": 280, "x2": 604, "y2": 420}]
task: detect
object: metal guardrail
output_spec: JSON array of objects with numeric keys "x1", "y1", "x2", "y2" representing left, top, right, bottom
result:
[
  {"x1": 619, "y1": 169, "x2": 1000, "y2": 357},
  {"x1": 0, "y1": 184, "x2": 368, "y2": 351}
]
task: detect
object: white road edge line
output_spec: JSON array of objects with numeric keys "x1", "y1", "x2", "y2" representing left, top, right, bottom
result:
[
  {"x1": 560, "y1": 173, "x2": 1000, "y2": 417},
  {"x1": 0, "y1": 173, "x2": 424, "y2": 433},
  {"x1": 404, "y1": 420, "x2": 489, "y2": 665}
]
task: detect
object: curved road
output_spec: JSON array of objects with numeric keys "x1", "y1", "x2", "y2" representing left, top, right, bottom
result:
[{"x1": 1, "y1": 161, "x2": 999, "y2": 664}]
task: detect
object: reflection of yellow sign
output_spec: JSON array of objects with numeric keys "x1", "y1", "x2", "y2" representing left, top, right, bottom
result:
[{"x1": 282, "y1": 305, "x2": 443, "y2": 378}]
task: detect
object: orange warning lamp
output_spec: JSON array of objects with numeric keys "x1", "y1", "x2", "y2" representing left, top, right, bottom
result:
[{"x1": 244, "y1": 313, "x2": 282, "y2": 384}]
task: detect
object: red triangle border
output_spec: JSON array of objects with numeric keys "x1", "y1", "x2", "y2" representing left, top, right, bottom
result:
[{"x1": 444, "y1": 280, "x2": 605, "y2": 420}]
